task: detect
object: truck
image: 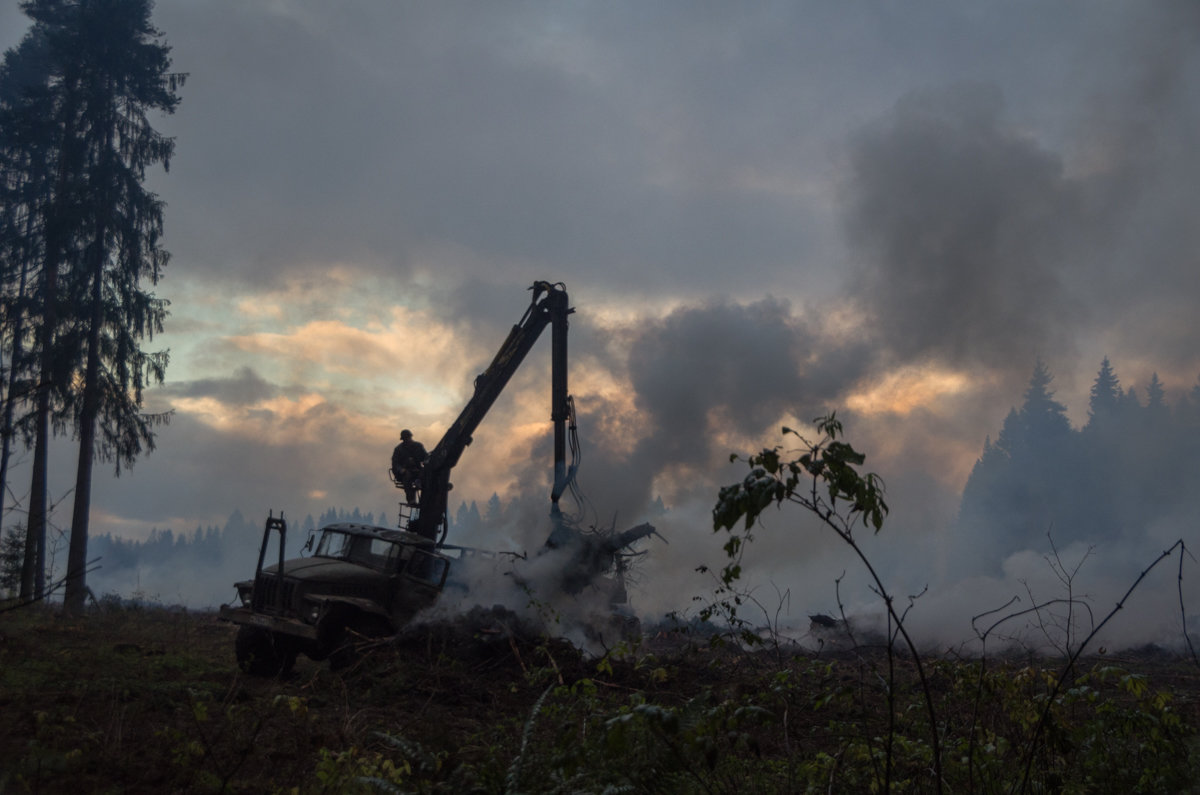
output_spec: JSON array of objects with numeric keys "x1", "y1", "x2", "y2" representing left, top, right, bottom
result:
[{"x1": 218, "y1": 281, "x2": 655, "y2": 675}]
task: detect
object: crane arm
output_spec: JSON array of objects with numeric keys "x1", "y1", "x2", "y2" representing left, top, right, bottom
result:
[{"x1": 407, "y1": 281, "x2": 573, "y2": 541}]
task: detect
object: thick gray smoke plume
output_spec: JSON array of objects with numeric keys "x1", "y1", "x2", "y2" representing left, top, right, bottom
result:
[
  {"x1": 843, "y1": 83, "x2": 1082, "y2": 373},
  {"x1": 842, "y1": 1, "x2": 1200, "y2": 384},
  {"x1": 502, "y1": 298, "x2": 875, "y2": 533},
  {"x1": 625, "y1": 298, "x2": 840, "y2": 465},
  {"x1": 553, "y1": 4, "x2": 1200, "y2": 647},
  {"x1": 819, "y1": 4, "x2": 1200, "y2": 651}
]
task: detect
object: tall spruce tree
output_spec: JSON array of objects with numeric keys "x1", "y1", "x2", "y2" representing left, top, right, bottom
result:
[
  {"x1": 0, "y1": 30, "x2": 52, "y2": 557},
  {"x1": 1085, "y1": 356, "x2": 1121, "y2": 431},
  {"x1": 62, "y1": 0, "x2": 180, "y2": 612},
  {"x1": 1119, "y1": 385, "x2": 1141, "y2": 418},
  {"x1": 0, "y1": 10, "x2": 86, "y2": 600},
  {"x1": 1017, "y1": 359, "x2": 1071, "y2": 446},
  {"x1": 1, "y1": 0, "x2": 182, "y2": 609},
  {"x1": 1145, "y1": 373, "x2": 1167, "y2": 417}
]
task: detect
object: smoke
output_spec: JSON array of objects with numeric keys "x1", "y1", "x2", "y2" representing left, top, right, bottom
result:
[
  {"x1": 603, "y1": 7, "x2": 1200, "y2": 647},
  {"x1": 1074, "y1": 0, "x2": 1200, "y2": 373},
  {"x1": 839, "y1": 0, "x2": 1200, "y2": 387},
  {"x1": 417, "y1": 537, "x2": 640, "y2": 655},
  {"x1": 843, "y1": 82, "x2": 1083, "y2": 375},
  {"x1": 625, "y1": 298, "x2": 846, "y2": 464},
  {"x1": 502, "y1": 297, "x2": 877, "y2": 523}
]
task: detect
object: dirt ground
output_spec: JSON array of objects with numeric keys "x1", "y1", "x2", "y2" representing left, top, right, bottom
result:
[{"x1": 2, "y1": 604, "x2": 1199, "y2": 793}]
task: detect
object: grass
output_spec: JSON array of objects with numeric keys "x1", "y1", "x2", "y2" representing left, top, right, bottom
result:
[{"x1": 1, "y1": 603, "x2": 1199, "y2": 793}]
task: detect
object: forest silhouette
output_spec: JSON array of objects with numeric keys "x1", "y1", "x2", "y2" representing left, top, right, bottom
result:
[{"x1": 953, "y1": 358, "x2": 1200, "y2": 576}]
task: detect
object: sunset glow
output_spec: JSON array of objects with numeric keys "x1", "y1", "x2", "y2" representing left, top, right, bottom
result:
[{"x1": 846, "y1": 367, "x2": 974, "y2": 416}]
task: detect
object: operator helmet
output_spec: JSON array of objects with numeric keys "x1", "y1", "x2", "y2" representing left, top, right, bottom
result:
[{"x1": 400, "y1": 429, "x2": 413, "y2": 440}]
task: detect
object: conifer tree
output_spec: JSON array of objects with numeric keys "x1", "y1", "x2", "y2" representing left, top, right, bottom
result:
[
  {"x1": 1119, "y1": 385, "x2": 1141, "y2": 420},
  {"x1": 1018, "y1": 359, "x2": 1071, "y2": 443},
  {"x1": 1, "y1": 0, "x2": 183, "y2": 604},
  {"x1": 1, "y1": 8, "x2": 89, "y2": 599},
  {"x1": 12, "y1": 0, "x2": 184, "y2": 613},
  {"x1": 1085, "y1": 356, "x2": 1121, "y2": 430},
  {"x1": 1178, "y1": 374, "x2": 1200, "y2": 428},
  {"x1": 0, "y1": 28, "x2": 53, "y2": 545},
  {"x1": 995, "y1": 408, "x2": 1020, "y2": 457},
  {"x1": 1145, "y1": 373, "x2": 1167, "y2": 417},
  {"x1": 484, "y1": 492, "x2": 504, "y2": 528},
  {"x1": 465, "y1": 500, "x2": 482, "y2": 533}
]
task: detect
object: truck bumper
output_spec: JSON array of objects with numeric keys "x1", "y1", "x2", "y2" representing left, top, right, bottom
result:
[{"x1": 217, "y1": 605, "x2": 320, "y2": 641}]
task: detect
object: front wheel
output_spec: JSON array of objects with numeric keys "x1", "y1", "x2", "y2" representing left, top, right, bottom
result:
[{"x1": 235, "y1": 626, "x2": 297, "y2": 676}]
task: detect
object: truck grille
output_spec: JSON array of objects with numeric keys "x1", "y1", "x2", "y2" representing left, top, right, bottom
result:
[{"x1": 251, "y1": 573, "x2": 296, "y2": 613}]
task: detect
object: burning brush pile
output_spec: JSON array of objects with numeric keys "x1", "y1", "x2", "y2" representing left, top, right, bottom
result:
[{"x1": 393, "y1": 519, "x2": 661, "y2": 658}]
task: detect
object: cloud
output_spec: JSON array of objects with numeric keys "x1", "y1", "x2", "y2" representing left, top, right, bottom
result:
[{"x1": 164, "y1": 366, "x2": 279, "y2": 406}]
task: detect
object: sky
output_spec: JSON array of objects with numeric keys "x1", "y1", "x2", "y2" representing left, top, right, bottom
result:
[{"x1": 3, "y1": 1, "x2": 1199, "y2": 645}]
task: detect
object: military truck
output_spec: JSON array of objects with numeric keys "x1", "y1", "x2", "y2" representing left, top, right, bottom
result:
[{"x1": 218, "y1": 282, "x2": 655, "y2": 674}]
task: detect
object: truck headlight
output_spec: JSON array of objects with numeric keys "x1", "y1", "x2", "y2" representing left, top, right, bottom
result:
[{"x1": 304, "y1": 602, "x2": 321, "y2": 624}]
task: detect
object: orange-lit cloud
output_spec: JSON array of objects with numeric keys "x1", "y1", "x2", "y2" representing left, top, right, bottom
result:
[
  {"x1": 845, "y1": 365, "x2": 973, "y2": 416},
  {"x1": 170, "y1": 392, "x2": 335, "y2": 440},
  {"x1": 222, "y1": 307, "x2": 486, "y2": 416}
]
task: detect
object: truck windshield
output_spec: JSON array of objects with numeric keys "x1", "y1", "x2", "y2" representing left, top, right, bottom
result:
[{"x1": 313, "y1": 530, "x2": 402, "y2": 572}]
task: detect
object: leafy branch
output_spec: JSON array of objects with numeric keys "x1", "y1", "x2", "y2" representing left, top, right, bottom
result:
[{"x1": 712, "y1": 413, "x2": 942, "y2": 794}]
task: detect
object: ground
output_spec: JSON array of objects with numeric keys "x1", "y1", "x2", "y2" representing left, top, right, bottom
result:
[{"x1": 2, "y1": 604, "x2": 1199, "y2": 793}]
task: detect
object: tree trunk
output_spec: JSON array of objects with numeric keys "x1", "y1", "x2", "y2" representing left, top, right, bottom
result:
[
  {"x1": 22, "y1": 208, "x2": 63, "y2": 601},
  {"x1": 63, "y1": 88, "x2": 115, "y2": 613},
  {"x1": 22, "y1": 151, "x2": 73, "y2": 602},
  {"x1": 64, "y1": 239, "x2": 105, "y2": 613},
  {"x1": 21, "y1": 297, "x2": 52, "y2": 601},
  {"x1": 0, "y1": 222, "x2": 33, "y2": 539}
]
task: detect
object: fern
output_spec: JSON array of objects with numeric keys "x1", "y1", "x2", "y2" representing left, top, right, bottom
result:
[{"x1": 505, "y1": 684, "x2": 555, "y2": 792}]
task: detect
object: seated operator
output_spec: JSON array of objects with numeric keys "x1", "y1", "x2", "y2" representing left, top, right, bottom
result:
[{"x1": 391, "y1": 429, "x2": 428, "y2": 505}]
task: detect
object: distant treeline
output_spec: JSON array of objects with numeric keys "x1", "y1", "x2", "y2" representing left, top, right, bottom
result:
[
  {"x1": 1, "y1": 507, "x2": 384, "y2": 604},
  {"x1": 86, "y1": 507, "x2": 396, "y2": 576},
  {"x1": 0, "y1": 493, "x2": 669, "y2": 605},
  {"x1": 90, "y1": 510, "x2": 286, "y2": 576},
  {"x1": 954, "y1": 358, "x2": 1200, "y2": 574}
]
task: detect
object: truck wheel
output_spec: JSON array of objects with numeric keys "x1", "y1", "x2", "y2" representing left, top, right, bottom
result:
[{"x1": 235, "y1": 626, "x2": 297, "y2": 676}]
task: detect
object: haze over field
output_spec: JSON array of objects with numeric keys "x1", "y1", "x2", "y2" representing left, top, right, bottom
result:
[{"x1": 3, "y1": 1, "x2": 1199, "y2": 646}]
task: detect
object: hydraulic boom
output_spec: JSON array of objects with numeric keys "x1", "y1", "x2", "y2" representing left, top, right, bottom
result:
[{"x1": 406, "y1": 281, "x2": 574, "y2": 541}]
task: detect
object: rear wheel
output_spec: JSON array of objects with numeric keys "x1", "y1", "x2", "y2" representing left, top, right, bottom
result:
[{"x1": 235, "y1": 626, "x2": 297, "y2": 676}]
